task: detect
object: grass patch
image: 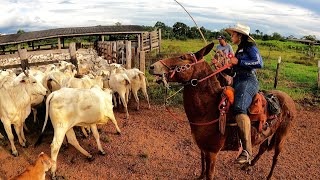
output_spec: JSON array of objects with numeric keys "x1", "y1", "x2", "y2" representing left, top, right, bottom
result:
[{"x1": 146, "y1": 39, "x2": 319, "y2": 104}]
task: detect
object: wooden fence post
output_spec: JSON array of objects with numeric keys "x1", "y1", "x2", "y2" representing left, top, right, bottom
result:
[
  {"x1": 112, "y1": 42, "x2": 117, "y2": 63},
  {"x1": 18, "y1": 48, "x2": 29, "y2": 70},
  {"x1": 274, "y1": 56, "x2": 281, "y2": 89},
  {"x1": 158, "y1": 28, "x2": 161, "y2": 53},
  {"x1": 58, "y1": 37, "x2": 61, "y2": 49},
  {"x1": 69, "y1": 42, "x2": 79, "y2": 74},
  {"x1": 140, "y1": 51, "x2": 146, "y2": 73},
  {"x1": 149, "y1": 32, "x2": 153, "y2": 52},
  {"x1": 125, "y1": 40, "x2": 132, "y2": 69},
  {"x1": 318, "y1": 60, "x2": 320, "y2": 89}
]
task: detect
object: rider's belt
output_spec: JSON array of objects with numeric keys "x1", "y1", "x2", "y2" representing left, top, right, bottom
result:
[{"x1": 234, "y1": 70, "x2": 255, "y2": 76}]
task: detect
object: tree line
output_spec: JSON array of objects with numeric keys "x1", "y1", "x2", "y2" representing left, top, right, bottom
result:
[
  {"x1": 140, "y1": 21, "x2": 318, "y2": 42},
  {"x1": 15, "y1": 21, "x2": 318, "y2": 42}
]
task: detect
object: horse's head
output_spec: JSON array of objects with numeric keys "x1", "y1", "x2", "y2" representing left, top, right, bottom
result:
[{"x1": 150, "y1": 43, "x2": 214, "y2": 85}]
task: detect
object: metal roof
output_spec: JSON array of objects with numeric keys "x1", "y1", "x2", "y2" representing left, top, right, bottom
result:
[{"x1": 0, "y1": 25, "x2": 147, "y2": 46}]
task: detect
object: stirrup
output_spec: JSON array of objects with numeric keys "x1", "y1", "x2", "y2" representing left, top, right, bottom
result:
[{"x1": 236, "y1": 150, "x2": 251, "y2": 165}]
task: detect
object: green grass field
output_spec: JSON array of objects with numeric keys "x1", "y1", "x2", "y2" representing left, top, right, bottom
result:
[{"x1": 147, "y1": 39, "x2": 319, "y2": 104}]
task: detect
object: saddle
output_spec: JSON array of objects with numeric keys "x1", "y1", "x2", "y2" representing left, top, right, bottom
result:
[{"x1": 222, "y1": 87, "x2": 280, "y2": 132}]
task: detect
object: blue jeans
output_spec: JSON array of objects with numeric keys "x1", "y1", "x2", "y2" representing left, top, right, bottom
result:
[{"x1": 233, "y1": 72, "x2": 259, "y2": 115}]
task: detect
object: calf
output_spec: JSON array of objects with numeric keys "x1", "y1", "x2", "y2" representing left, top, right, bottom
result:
[{"x1": 10, "y1": 152, "x2": 53, "y2": 180}]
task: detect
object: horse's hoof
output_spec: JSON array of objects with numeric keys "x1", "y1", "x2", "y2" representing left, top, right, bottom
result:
[
  {"x1": 196, "y1": 175, "x2": 205, "y2": 180},
  {"x1": 116, "y1": 131, "x2": 121, "y2": 135},
  {"x1": 241, "y1": 163, "x2": 251, "y2": 171},
  {"x1": 87, "y1": 155, "x2": 95, "y2": 161},
  {"x1": 99, "y1": 151, "x2": 106, "y2": 156}
]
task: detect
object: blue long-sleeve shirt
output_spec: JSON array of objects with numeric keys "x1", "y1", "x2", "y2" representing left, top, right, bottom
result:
[{"x1": 234, "y1": 45, "x2": 263, "y2": 72}]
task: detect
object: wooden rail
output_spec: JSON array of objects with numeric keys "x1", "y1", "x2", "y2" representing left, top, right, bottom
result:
[{"x1": 0, "y1": 45, "x2": 75, "y2": 71}]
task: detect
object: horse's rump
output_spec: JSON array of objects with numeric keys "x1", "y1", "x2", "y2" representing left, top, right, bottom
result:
[{"x1": 221, "y1": 89, "x2": 296, "y2": 151}]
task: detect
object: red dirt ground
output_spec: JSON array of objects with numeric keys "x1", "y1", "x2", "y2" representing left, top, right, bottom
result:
[{"x1": 0, "y1": 101, "x2": 319, "y2": 180}]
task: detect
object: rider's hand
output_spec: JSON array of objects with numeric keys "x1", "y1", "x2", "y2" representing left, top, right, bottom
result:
[{"x1": 230, "y1": 57, "x2": 238, "y2": 65}]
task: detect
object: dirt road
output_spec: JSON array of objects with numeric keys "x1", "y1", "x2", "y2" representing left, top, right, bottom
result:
[{"x1": 0, "y1": 102, "x2": 319, "y2": 179}]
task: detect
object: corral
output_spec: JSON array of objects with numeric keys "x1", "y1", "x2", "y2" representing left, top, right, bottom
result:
[{"x1": 0, "y1": 25, "x2": 319, "y2": 180}]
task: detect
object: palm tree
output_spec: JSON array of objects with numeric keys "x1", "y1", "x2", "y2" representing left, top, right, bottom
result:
[{"x1": 255, "y1": 29, "x2": 260, "y2": 35}]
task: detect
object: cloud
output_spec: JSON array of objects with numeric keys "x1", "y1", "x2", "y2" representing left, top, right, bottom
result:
[{"x1": 0, "y1": 0, "x2": 319, "y2": 39}]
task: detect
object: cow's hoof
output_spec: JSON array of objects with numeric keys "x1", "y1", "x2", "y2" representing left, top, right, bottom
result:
[
  {"x1": 22, "y1": 142, "x2": 29, "y2": 148},
  {"x1": 11, "y1": 151, "x2": 19, "y2": 157},
  {"x1": 51, "y1": 173, "x2": 57, "y2": 180},
  {"x1": 99, "y1": 151, "x2": 106, "y2": 156},
  {"x1": 116, "y1": 132, "x2": 121, "y2": 135},
  {"x1": 87, "y1": 155, "x2": 95, "y2": 161}
]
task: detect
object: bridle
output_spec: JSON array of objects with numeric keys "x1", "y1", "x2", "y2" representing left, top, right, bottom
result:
[
  {"x1": 159, "y1": 53, "x2": 232, "y2": 87},
  {"x1": 159, "y1": 53, "x2": 204, "y2": 86}
]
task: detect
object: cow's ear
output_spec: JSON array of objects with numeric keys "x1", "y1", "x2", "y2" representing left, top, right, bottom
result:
[{"x1": 38, "y1": 152, "x2": 44, "y2": 157}]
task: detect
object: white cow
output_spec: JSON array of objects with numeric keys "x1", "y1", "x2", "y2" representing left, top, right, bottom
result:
[
  {"x1": 0, "y1": 73, "x2": 47, "y2": 156},
  {"x1": 123, "y1": 68, "x2": 150, "y2": 110},
  {"x1": 103, "y1": 70, "x2": 131, "y2": 119},
  {"x1": 29, "y1": 69, "x2": 46, "y2": 123},
  {"x1": 37, "y1": 86, "x2": 121, "y2": 178}
]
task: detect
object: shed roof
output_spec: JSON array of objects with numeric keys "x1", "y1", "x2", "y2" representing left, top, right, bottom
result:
[{"x1": 0, "y1": 25, "x2": 147, "y2": 46}]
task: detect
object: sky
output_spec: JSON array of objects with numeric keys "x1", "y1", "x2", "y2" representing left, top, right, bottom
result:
[{"x1": 0, "y1": 0, "x2": 319, "y2": 39}]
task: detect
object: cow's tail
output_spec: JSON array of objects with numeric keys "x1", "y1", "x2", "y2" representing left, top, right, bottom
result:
[
  {"x1": 35, "y1": 92, "x2": 54, "y2": 147},
  {"x1": 138, "y1": 72, "x2": 148, "y2": 87}
]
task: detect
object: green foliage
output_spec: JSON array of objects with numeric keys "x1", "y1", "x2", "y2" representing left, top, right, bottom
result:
[
  {"x1": 17, "y1": 29, "x2": 25, "y2": 34},
  {"x1": 303, "y1": 35, "x2": 317, "y2": 41},
  {"x1": 147, "y1": 39, "x2": 319, "y2": 105}
]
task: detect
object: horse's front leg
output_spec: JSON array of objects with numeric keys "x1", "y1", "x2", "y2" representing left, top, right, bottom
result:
[
  {"x1": 206, "y1": 151, "x2": 218, "y2": 180},
  {"x1": 197, "y1": 150, "x2": 206, "y2": 179}
]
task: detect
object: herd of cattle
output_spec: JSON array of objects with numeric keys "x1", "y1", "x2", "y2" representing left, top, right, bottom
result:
[{"x1": 0, "y1": 48, "x2": 151, "y2": 179}]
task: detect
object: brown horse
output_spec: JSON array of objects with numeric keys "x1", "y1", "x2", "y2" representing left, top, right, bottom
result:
[{"x1": 149, "y1": 43, "x2": 296, "y2": 180}]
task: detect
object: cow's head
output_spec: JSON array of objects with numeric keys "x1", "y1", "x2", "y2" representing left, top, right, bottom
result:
[
  {"x1": 149, "y1": 43, "x2": 214, "y2": 85},
  {"x1": 37, "y1": 152, "x2": 53, "y2": 172},
  {"x1": 14, "y1": 72, "x2": 47, "y2": 97}
]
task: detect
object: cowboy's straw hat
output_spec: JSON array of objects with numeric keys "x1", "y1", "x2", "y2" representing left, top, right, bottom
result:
[{"x1": 225, "y1": 23, "x2": 255, "y2": 42}]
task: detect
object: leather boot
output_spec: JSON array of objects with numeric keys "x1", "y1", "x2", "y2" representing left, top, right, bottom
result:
[{"x1": 235, "y1": 114, "x2": 252, "y2": 164}]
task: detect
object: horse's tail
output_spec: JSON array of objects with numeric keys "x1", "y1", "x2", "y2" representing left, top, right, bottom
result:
[{"x1": 267, "y1": 90, "x2": 296, "y2": 151}]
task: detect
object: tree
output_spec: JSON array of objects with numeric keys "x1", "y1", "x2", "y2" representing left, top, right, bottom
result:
[
  {"x1": 302, "y1": 35, "x2": 316, "y2": 41},
  {"x1": 287, "y1": 35, "x2": 296, "y2": 39},
  {"x1": 172, "y1": 22, "x2": 189, "y2": 40},
  {"x1": 154, "y1": 21, "x2": 166, "y2": 29},
  {"x1": 188, "y1": 26, "x2": 200, "y2": 39},
  {"x1": 154, "y1": 21, "x2": 173, "y2": 39},
  {"x1": 115, "y1": 22, "x2": 122, "y2": 26},
  {"x1": 262, "y1": 34, "x2": 270, "y2": 41},
  {"x1": 271, "y1": 32, "x2": 283, "y2": 40},
  {"x1": 255, "y1": 29, "x2": 260, "y2": 35},
  {"x1": 17, "y1": 29, "x2": 25, "y2": 34}
]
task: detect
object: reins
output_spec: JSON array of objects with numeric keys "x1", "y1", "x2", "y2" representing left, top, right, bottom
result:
[{"x1": 162, "y1": 56, "x2": 233, "y2": 127}]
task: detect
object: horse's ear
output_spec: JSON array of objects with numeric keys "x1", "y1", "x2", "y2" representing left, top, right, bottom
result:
[{"x1": 194, "y1": 42, "x2": 214, "y2": 60}]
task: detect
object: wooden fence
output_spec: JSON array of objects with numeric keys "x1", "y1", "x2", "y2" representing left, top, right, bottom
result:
[
  {"x1": 96, "y1": 41, "x2": 146, "y2": 73},
  {"x1": 0, "y1": 43, "x2": 77, "y2": 71}
]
